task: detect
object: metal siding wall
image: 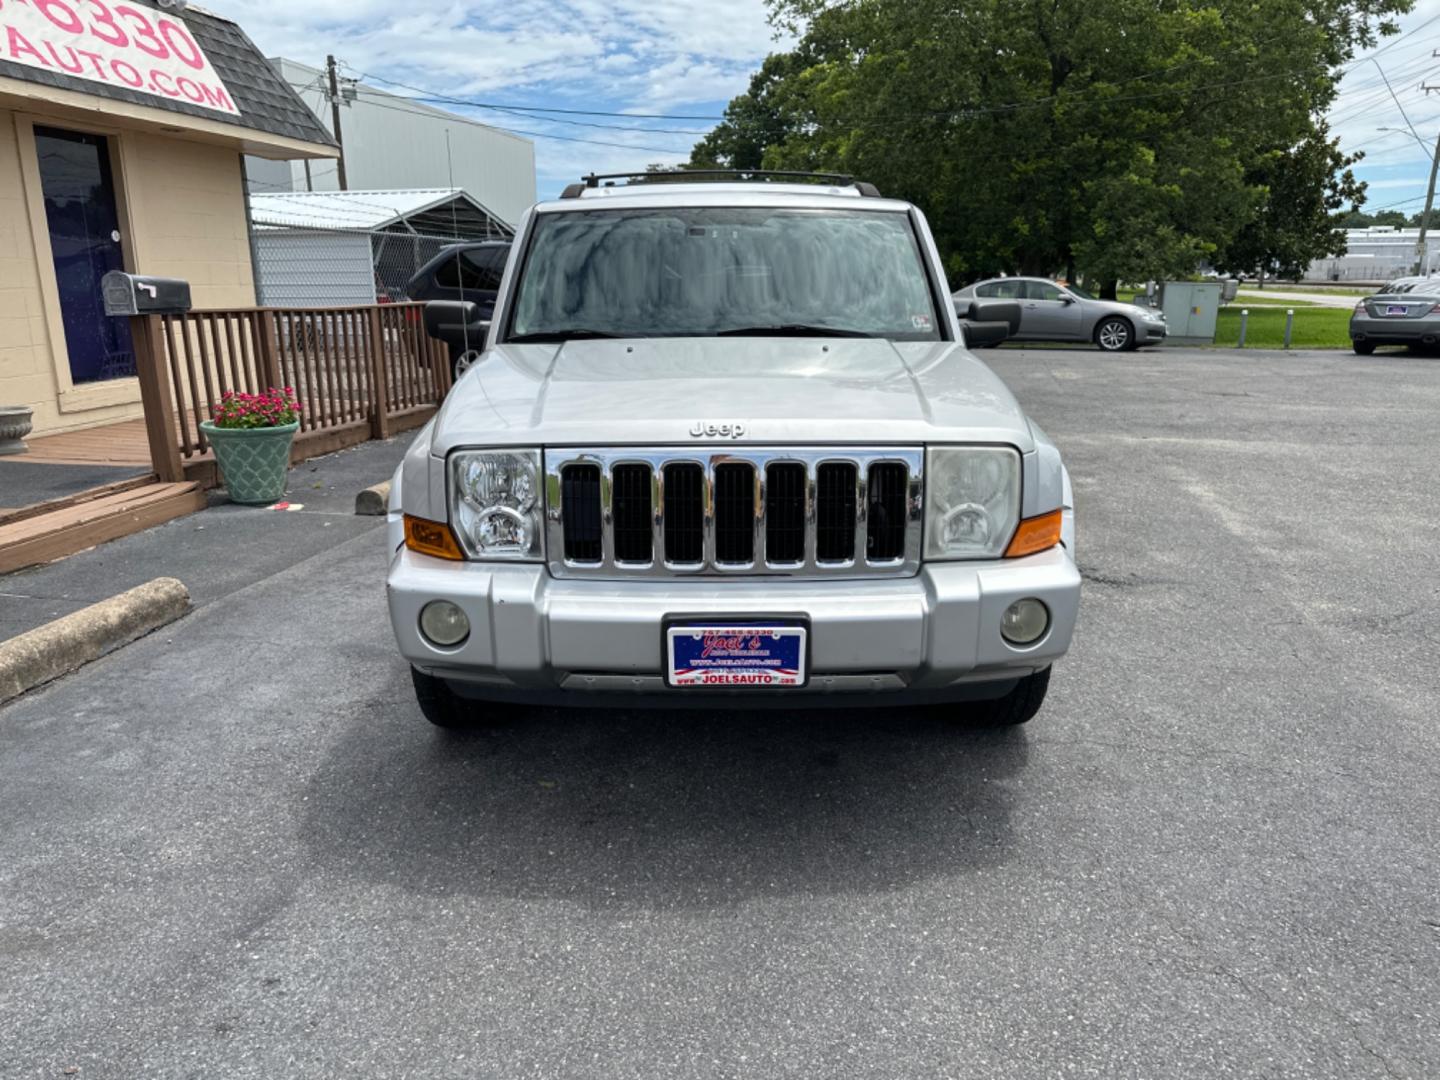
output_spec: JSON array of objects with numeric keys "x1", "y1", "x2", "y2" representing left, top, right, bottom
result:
[
  {"x1": 270, "y1": 59, "x2": 536, "y2": 225},
  {"x1": 253, "y1": 230, "x2": 376, "y2": 307}
]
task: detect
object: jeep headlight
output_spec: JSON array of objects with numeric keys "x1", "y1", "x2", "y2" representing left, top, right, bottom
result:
[
  {"x1": 449, "y1": 450, "x2": 542, "y2": 559},
  {"x1": 924, "y1": 447, "x2": 1021, "y2": 560}
]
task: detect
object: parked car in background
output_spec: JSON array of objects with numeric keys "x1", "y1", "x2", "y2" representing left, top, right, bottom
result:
[
  {"x1": 1349, "y1": 289, "x2": 1440, "y2": 354},
  {"x1": 1381, "y1": 275, "x2": 1440, "y2": 294},
  {"x1": 406, "y1": 241, "x2": 512, "y2": 380},
  {"x1": 952, "y1": 276, "x2": 1167, "y2": 351}
]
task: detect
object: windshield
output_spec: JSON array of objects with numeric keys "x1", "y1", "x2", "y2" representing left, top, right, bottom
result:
[
  {"x1": 1065, "y1": 284, "x2": 1096, "y2": 300},
  {"x1": 506, "y1": 207, "x2": 943, "y2": 341}
]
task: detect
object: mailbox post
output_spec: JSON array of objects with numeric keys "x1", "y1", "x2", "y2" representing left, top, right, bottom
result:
[{"x1": 101, "y1": 272, "x2": 193, "y2": 482}]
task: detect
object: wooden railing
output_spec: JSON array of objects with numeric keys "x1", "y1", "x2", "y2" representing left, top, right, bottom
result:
[{"x1": 132, "y1": 303, "x2": 451, "y2": 483}]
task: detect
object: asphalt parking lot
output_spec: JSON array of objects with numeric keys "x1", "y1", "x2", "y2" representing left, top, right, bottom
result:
[{"x1": 2, "y1": 345, "x2": 1438, "y2": 1078}]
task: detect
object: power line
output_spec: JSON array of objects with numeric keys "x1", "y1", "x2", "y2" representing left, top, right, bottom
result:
[
  {"x1": 343, "y1": 19, "x2": 1440, "y2": 129},
  {"x1": 347, "y1": 94, "x2": 693, "y2": 154},
  {"x1": 350, "y1": 88, "x2": 711, "y2": 137}
]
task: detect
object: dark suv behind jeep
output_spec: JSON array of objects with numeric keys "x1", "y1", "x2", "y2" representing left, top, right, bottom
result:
[{"x1": 406, "y1": 241, "x2": 510, "y2": 381}]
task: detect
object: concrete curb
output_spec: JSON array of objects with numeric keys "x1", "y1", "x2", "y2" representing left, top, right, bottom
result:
[
  {"x1": 0, "y1": 578, "x2": 190, "y2": 705},
  {"x1": 355, "y1": 479, "x2": 391, "y2": 516}
]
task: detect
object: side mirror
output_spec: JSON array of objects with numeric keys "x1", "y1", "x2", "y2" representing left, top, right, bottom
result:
[
  {"x1": 966, "y1": 299, "x2": 1022, "y2": 334},
  {"x1": 423, "y1": 300, "x2": 485, "y2": 341},
  {"x1": 1059, "y1": 294, "x2": 1076, "y2": 305},
  {"x1": 963, "y1": 321, "x2": 1011, "y2": 348}
]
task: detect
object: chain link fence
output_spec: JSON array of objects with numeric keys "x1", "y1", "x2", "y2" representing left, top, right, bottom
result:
[{"x1": 249, "y1": 220, "x2": 497, "y2": 308}]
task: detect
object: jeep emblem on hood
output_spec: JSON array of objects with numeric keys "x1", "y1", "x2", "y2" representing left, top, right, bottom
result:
[{"x1": 690, "y1": 421, "x2": 746, "y2": 439}]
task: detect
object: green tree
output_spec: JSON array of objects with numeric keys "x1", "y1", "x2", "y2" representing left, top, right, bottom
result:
[
  {"x1": 1211, "y1": 123, "x2": 1366, "y2": 284},
  {"x1": 694, "y1": 0, "x2": 1410, "y2": 291}
]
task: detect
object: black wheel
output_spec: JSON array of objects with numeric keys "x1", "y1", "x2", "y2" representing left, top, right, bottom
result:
[
  {"x1": 1094, "y1": 317, "x2": 1135, "y2": 351},
  {"x1": 1353, "y1": 341, "x2": 1376, "y2": 355},
  {"x1": 411, "y1": 666, "x2": 476, "y2": 730},
  {"x1": 969, "y1": 667, "x2": 1051, "y2": 726}
]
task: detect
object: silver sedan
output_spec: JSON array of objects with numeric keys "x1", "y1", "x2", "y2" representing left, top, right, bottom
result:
[{"x1": 953, "y1": 277, "x2": 1167, "y2": 351}]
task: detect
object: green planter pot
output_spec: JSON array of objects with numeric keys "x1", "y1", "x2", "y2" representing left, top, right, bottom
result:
[{"x1": 200, "y1": 420, "x2": 298, "y2": 505}]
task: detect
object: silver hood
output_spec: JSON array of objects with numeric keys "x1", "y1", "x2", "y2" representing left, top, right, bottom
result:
[{"x1": 427, "y1": 338, "x2": 1034, "y2": 454}]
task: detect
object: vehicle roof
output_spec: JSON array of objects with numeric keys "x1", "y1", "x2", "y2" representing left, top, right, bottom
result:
[
  {"x1": 955, "y1": 276, "x2": 1062, "y2": 292},
  {"x1": 534, "y1": 182, "x2": 915, "y2": 214}
]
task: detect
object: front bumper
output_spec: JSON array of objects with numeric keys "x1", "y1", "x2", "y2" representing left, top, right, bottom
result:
[
  {"x1": 386, "y1": 544, "x2": 1081, "y2": 706},
  {"x1": 1134, "y1": 320, "x2": 1167, "y2": 344}
]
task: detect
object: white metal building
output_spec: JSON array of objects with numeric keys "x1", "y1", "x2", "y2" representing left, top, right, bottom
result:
[
  {"x1": 1306, "y1": 227, "x2": 1436, "y2": 283},
  {"x1": 248, "y1": 189, "x2": 514, "y2": 307},
  {"x1": 244, "y1": 58, "x2": 536, "y2": 226}
]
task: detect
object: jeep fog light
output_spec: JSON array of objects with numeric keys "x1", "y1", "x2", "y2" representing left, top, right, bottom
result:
[
  {"x1": 420, "y1": 600, "x2": 470, "y2": 647},
  {"x1": 1001, "y1": 598, "x2": 1049, "y2": 645}
]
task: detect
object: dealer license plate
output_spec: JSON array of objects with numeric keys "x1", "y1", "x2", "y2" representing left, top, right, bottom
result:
[
  {"x1": 1385, "y1": 304, "x2": 1409, "y2": 316},
  {"x1": 666, "y1": 623, "x2": 807, "y2": 688}
]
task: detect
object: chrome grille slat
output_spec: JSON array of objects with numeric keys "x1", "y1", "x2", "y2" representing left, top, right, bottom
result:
[
  {"x1": 764, "y1": 462, "x2": 806, "y2": 565},
  {"x1": 663, "y1": 462, "x2": 704, "y2": 565},
  {"x1": 815, "y1": 461, "x2": 858, "y2": 564},
  {"x1": 611, "y1": 463, "x2": 653, "y2": 563},
  {"x1": 546, "y1": 447, "x2": 923, "y2": 579},
  {"x1": 866, "y1": 462, "x2": 909, "y2": 562},
  {"x1": 714, "y1": 462, "x2": 755, "y2": 565}
]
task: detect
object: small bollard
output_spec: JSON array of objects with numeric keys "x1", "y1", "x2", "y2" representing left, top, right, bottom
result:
[
  {"x1": 1283, "y1": 308, "x2": 1294, "y2": 349},
  {"x1": 1238, "y1": 309, "x2": 1249, "y2": 347}
]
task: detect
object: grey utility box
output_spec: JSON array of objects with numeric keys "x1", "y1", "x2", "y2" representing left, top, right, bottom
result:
[
  {"x1": 1158, "y1": 281, "x2": 1223, "y2": 343},
  {"x1": 101, "y1": 271, "x2": 192, "y2": 317}
]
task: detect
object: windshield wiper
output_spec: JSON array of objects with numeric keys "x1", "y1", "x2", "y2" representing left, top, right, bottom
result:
[
  {"x1": 506, "y1": 329, "x2": 626, "y2": 343},
  {"x1": 715, "y1": 324, "x2": 874, "y2": 338}
]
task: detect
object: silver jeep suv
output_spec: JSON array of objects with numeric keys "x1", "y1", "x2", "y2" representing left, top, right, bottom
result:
[{"x1": 385, "y1": 173, "x2": 1081, "y2": 728}]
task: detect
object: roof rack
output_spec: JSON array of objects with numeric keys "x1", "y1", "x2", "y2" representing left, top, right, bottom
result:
[{"x1": 559, "y1": 170, "x2": 882, "y2": 199}]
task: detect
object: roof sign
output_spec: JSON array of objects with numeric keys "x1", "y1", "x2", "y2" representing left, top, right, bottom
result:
[{"x1": 3, "y1": 1, "x2": 239, "y2": 116}]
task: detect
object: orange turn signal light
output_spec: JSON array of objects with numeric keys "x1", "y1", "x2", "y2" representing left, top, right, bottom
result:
[
  {"x1": 404, "y1": 514, "x2": 465, "y2": 561},
  {"x1": 1004, "y1": 508, "x2": 1063, "y2": 558}
]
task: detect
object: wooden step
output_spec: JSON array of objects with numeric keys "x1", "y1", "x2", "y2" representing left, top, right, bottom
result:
[
  {"x1": 0, "y1": 474, "x2": 158, "y2": 528},
  {"x1": 0, "y1": 482, "x2": 206, "y2": 575}
]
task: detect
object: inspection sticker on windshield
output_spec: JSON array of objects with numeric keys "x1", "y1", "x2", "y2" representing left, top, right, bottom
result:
[
  {"x1": 911, "y1": 314, "x2": 933, "y2": 330},
  {"x1": 667, "y1": 624, "x2": 807, "y2": 688}
]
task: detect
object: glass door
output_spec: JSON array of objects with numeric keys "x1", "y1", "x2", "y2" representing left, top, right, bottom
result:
[{"x1": 34, "y1": 126, "x2": 134, "y2": 384}]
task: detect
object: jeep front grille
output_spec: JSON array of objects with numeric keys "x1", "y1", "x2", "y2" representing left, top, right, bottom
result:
[{"x1": 545, "y1": 448, "x2": 923, "y2": 578}]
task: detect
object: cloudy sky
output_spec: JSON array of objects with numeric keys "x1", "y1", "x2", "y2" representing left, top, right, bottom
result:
[
  {"x1": 203, "y1": 0, "x2": 786, "y2": 200},
  {"x1": 207, "y1": 0, "x2": 1440, "y2": 215},
  {"x1": 1327, "y1": 0, "x2": 1440, "y2": 219}
]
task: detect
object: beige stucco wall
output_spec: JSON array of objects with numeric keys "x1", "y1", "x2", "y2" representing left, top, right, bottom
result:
[
  {"x1": 0, "y1": 107, "x2": 257, "y2": 436},
  {"x1": 0, "y1": 112, "x2": 53, "y2": 434}
]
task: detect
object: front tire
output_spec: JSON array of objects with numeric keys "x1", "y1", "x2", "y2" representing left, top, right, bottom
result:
[
  {"x1": 969, "y1": 667, "x2": 1051, "y2": 726},
  {"x1": 1094, "y1": 317, "x2": 1135, "y2": 352},
  {"x1": 411, "y1": 666, "x2": 476, "y2": 730},
  {"x1": 1353, "y1": 341, "x2": 1376, "y2": 355}
]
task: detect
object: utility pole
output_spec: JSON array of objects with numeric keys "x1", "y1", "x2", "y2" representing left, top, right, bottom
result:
[
  {"x1": 1413, "y1": 56, "x2": 1440, "y2": 274},
  {"x1": 326, "y1": 54, "x2": 348, "y2": 191},
  {"x1": 1415, "y1": 128, "x2": 1440, "y2": 275}
]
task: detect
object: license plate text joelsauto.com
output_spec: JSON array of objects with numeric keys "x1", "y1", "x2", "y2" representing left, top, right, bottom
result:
[
  {"x1": 2, "y1": 0, "x2": 239, "y2": 115},
  {"x1": 667, "y1": 625, "x2": 808, "y2": 688}
]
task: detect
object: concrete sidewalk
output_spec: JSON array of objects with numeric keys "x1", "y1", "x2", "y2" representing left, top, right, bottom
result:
[
  {"x1": 0, "y1": 431, "x2": 414, "y2": 641},
  {"x1": 1234, "y1": 288, "x2": 1360, "y2": 308}
]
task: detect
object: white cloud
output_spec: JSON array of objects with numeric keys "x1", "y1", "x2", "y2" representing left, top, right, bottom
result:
[{"x1": 203, "y1": 0, "x2": 782, "y2": 198}]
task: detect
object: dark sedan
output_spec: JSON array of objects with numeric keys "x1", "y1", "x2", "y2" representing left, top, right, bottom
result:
[{"x1": 1350, "y1": 292, "x2": 1440, "y2": 354}]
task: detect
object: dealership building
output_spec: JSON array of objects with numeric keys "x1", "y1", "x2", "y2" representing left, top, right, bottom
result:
[{"x1": 0, "y1": 0, "x2": 336, "y2": 436}]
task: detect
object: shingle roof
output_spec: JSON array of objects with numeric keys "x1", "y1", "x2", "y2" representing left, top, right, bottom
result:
[{"x1": 0, "y1": 2, "x2": 335, "y2": 150}]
